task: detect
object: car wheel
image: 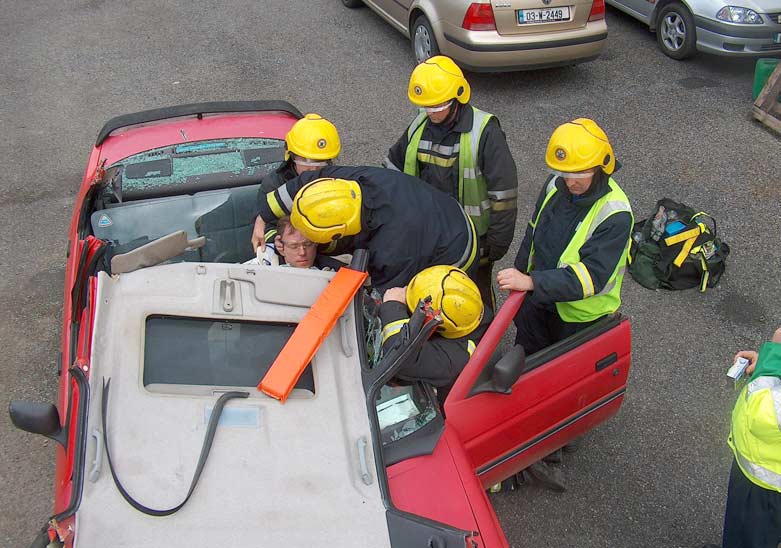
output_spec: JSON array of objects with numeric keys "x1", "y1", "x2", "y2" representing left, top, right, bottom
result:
[
  {"x1": 411, "y1": 15, "x2": 440, "y2": 63},
  {"x1": 656, "y1": 2, "x2": 697, "y2": 60},
  {"x1": 341, "y1": 0, "x2": 364, "y2": 8}
]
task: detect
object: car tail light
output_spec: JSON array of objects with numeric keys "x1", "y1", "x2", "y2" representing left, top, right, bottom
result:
[
  {"x1": 462, "y1": 3, "x2": 497, "y2": 31},
  {"x1": 588, "y1": 0, "x2": 605, "y2": 21}
]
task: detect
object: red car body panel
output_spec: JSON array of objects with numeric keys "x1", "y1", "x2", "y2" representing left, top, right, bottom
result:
[
  {"x1": 96, "y1": 112, "x2": 297, "y2": 166},
  {"x1": 388, "y1": 426, "x2": 509, "y2": 547},
  {"x1": 446, "y1": 292, "x2": 631, "y2": 488}
]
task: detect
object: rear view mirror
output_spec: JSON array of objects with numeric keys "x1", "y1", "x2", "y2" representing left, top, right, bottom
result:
[
  {"x1": 8, "y1": 401, "x2": 67, "y2": 447},
  {"x1": 469, "y1": 345, "x2": 527, "y2": 397}
]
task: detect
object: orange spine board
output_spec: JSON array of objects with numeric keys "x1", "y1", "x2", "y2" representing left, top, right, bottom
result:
[{"x1": 258, "y1": 267, "x2": 367, "y2": 402}]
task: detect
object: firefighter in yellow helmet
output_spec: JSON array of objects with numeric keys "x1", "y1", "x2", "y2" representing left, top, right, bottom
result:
[
  {"x1": 497, "y1": 118, "x2": 633, "y2": 355},
  {"x1": 384, "y1": 55, "x2": 518, "y2": 312},
  {"x1": 252, "y1": 166, "x2": 480, "y2": 291},
  {"x1": 380, "y1": 265, "x2": 491, "y2": 393},
  {"x1": 252, "y1": 113, "x2": 341, "y2": 250}
]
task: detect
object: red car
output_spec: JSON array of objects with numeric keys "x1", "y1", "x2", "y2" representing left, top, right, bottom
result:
[{"x1": 9, "y1": 102, "x2": 632, "y2": 548}]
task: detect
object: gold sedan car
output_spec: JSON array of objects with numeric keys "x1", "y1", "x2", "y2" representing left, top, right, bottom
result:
[{"x1": 341, "y1": 0, "x2": 608, "y2": 71}]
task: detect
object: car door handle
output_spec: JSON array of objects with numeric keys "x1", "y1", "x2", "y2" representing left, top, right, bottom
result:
[{"x1": 595, "y1": 352, "x2": 618, "y2": 372}]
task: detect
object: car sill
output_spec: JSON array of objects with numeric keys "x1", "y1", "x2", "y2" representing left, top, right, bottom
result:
[{"x1": 475, "y1": 388, "x2": 626, "y2": 477}]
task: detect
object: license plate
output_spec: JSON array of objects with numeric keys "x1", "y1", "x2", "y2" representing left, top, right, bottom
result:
[
  {"x1": 517, "y1": 6, "x2": 571, "y2": 24},
  {"x1": 774, "y1": 33, "x2": 781, "y2": 44}
]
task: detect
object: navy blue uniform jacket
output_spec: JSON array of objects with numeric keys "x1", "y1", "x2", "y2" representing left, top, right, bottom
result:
[{"x1": 256, "y1": 166, "x2": 476, "y2": 291}]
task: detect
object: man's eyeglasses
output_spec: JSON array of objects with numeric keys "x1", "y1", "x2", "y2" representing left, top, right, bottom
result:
[{"x1": 280, "y1": 240, "x2": 317, "y2": 252}]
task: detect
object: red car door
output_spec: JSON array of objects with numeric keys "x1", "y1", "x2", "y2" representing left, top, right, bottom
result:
[{"x1": 443, "y1": 292, "x2": 631, "y2": 488}]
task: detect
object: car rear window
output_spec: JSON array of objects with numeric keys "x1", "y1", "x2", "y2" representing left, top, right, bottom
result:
[{"x1": 143, "y1": 315, "x2": 314, "y2": 394}]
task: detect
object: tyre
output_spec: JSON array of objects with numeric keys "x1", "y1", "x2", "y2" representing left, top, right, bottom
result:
[
  {"x1": 656, "y1": 2, "x2": 697, "y2": 60},
  {"x1": 410, "y1": 15, "x2": 440, "y2": 63},
  {"x1": 341, "y1": 0, "x2": 364, "y2": 8}
]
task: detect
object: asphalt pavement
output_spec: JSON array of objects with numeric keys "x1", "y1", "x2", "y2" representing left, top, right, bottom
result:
[{"x1": 1, "y1": 1, "x2": 780, "y2": 547}]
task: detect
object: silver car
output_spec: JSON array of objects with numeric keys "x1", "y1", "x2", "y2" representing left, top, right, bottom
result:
[{"x1": 606, "y1": 0, "x2": 781, "y2": 58}]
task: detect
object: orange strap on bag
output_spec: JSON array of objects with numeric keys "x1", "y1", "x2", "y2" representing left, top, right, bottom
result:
[{"x1": 258, "y1": 267, "x2": 368, "y2": 402}]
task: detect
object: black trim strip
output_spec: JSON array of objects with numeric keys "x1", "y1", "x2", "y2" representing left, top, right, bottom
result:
[
  {"x1": 476, "y1": 388, "x2": 626, "y2": 476},
  {"x1": 96, "y1": 101, "x2": 303, "y2": 146},
  {"x1": 443, "y1": 31, "x2": 607, "y2": 52},
  {"x1": 50, "y1": 367, "x2": 90, "y2": 522},
  {"x1": 694, "y1": 16, "x2": 779, "y2": 39}
]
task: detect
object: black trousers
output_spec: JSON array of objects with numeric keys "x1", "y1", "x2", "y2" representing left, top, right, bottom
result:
[
  {"x1": 513, "y1": 297, "x2": 598, "y2": 356},
  {"x1": 723, "y1": 459, "x2": 781, "y2": 548}
]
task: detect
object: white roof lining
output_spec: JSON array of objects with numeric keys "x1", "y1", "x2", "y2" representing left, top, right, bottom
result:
[{"x1": 74, "y1": 263, "x2": 389, "y2": 548}]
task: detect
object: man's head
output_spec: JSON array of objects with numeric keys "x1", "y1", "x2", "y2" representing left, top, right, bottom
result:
[
  {"x1": 405, "y1": 265, "x2": 483, "y2": 339},
  {"x1": 290, "y1": 178, "x2": 362, "y2": 244},
  {"x1": 285, "y1": 113, "x2": 341, "y2": 174},
  {"x1": 545, "y1": 118, "x2": 615, "y2": 196},
  {"x1": 407, "y1": 56, "x2": 470, "y2": 124},
  {"x1": 275, "y1": 217, "x2": 318, "y2": 268}
]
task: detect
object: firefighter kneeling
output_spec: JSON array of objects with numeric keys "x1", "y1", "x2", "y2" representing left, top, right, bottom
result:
[{"x1": 380, "y1": 266, "x2": 490, "y2": 403}]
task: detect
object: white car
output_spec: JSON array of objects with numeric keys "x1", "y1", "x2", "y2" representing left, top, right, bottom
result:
[{"x1": 606, "y1": 0, "x2": 781, "y2": 58}]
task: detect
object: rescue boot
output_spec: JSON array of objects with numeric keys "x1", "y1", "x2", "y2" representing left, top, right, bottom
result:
[
  {"x1": 562, "y1": 439, "x2": 580, "y2": 453},
  {"x1": 543, "y1": 448, "x2": 563, "y2": 464},
  {"x1": 525, "y1": 460, "x2": 567, "y2": 492}
]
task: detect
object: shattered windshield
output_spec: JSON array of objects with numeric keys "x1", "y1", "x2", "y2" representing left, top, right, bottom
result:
[
  {"x1": 92, "y1": 138, "x2": 286, "y2": 265},
  {"x1": 111, "y1": 138, "x2": 285, "y2": 195}
]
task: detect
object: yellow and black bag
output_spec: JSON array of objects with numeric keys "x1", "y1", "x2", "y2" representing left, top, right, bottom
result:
[{"x1": 628, "y1": 198, "x2": 729, "y2": 292}]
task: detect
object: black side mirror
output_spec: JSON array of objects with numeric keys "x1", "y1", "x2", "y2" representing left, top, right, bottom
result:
[
  {"x1": 469, "y1": 344, "x2": 527, "y2": 397},
  {"x1": 8, "y1": 401, "x2": 67, "y2": 447}
]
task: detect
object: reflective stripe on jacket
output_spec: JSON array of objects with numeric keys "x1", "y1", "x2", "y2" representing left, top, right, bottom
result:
[
  {"x1": 528, "y1": 177, "x2": 633, "y2": 323},
  {"x1": 728, "y1": 374, "x2": 781, "y2": 492},
  {"x1": 403, "y1": 106, "x2": 495, "y2": 236}
]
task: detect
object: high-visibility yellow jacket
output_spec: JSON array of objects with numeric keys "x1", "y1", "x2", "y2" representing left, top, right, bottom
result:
[{"x1": 728, "y1": 342, "x2": 781, "y2": 492}]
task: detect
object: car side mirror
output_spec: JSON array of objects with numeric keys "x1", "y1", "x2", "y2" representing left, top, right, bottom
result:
[
  {"x1": 8, "y1": 401, "x2": 67, "y2": 447},
  {"x1": 469, "y1": 345, "x2": 527, "y2": 397}
]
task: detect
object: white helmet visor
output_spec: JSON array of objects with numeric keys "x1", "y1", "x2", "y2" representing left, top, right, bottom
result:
[
  {"x1": 423, "y1": 101, "x2": 453, "y2": 114},
  {"x1": 550, "y1": 169, "x2": 595, "y2": 180}
]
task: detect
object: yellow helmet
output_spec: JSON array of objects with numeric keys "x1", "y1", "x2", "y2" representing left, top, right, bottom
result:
[
  {"x1": 285, "y1": 113, "x2": 341, "y2": 162},
  {"x1": 545, "y1": 118, "x2": 615, "y2": 176},
  {"x1": 290, "y1": 178, "x2": 362, "y2": 243},
  {"x1": 405, "y1": 265, "x2": 483, "y2": 339},
  {"x1": 407, "y1": 56, "x2": 471, "y2": 107}
]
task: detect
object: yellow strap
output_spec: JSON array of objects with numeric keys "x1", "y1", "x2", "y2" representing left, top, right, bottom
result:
[
  {"x1": 663, "y1": 226, "x2": 702, "y2": 246},
  {"x1": 699, "y1": 254, "x2": 709, "y2": 292},
  {"x1": 381, "y1": 319, "x2": 409, "y2": 344},
  {"x1": 673, "y1": 236, "x2": 697, "y2": 267}
]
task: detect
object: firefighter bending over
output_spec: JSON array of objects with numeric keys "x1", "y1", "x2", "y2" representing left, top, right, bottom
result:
[{"x1": 252, "y1": 166, "x2": 479, "y2": 292}]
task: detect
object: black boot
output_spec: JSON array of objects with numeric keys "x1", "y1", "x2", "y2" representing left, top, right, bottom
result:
[
  {"x1": 543, "y1": 448, "x2": 563, "y2": 464},
  {"x1": 524, "y1": 460, "x2": 567, "y2": 492}
]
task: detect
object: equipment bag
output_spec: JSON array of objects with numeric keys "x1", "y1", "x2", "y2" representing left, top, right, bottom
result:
[{"x1": 628, "y1": 198, "x2": 730, "y2": 292}]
